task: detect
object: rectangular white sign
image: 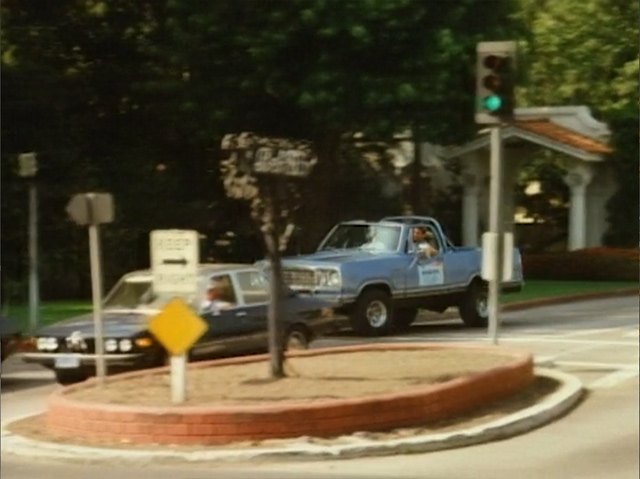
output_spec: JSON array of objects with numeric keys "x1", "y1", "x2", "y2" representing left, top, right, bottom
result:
[
  {"x1": 150, "y1": 229, "x2": 199, "y2": 295},
  {"x1": 418, "y1": 261, "x2": 444, "y2": 286}
]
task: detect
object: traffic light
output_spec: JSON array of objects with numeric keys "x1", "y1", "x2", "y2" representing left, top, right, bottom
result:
[{"x1": 475, "y1": 41, "x2": 516, "y2": 124}]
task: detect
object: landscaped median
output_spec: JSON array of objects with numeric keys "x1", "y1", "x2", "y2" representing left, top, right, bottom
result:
[{"x1": 44, "y1": 343, "x2": 534, "y2": 446}]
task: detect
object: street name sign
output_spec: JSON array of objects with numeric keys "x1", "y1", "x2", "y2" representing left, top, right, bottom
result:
[{"x1": 150, "y1": 229, "x2": 199, "y2": 295}]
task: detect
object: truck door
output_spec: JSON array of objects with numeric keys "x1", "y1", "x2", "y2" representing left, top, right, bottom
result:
[{"x1": 404, "y1": 225, "x2": 448, "y2": 296}]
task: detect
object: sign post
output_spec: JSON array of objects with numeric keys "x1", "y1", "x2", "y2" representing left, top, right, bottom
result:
[
  {"x1": 149, "y1": 230, "x2": 202, "y2": 403},
  {"x1": 66, "y1": 192, "x2": 114, "y2": 384},
  {"x1": 148, "y1": 298, "x2": 207, "y2": 403},
  {"x1": 18, "y1": 152, "x2": 40, "y2": 334}
]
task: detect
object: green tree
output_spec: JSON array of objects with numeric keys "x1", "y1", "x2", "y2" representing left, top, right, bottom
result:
[
  {"x1": 517, "y1": 0, "x2": 638, "y2": 247},
  {"x1": 2, "y1": 0, "x2": 518, "y2": 300},
  {"x1": 158, "y1": 0, "x2": 518, "y2": 247}
]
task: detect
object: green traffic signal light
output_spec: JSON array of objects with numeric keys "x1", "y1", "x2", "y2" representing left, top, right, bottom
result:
[
  {"x1": 475, "y1": 41, "x2": 517, "y2": 124},
  {"x1": 482, "y1": 94, "x2": 502, "y2": 112}
]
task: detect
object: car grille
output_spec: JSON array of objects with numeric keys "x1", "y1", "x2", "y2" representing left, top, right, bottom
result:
[
  {"x1": 282, "y1": 268, "x2": 315, "y2": 289},
  {"x1": 58, "y1": 338, "x2": 95, "y2": 353}
]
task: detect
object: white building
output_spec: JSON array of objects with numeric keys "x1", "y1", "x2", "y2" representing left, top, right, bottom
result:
[{"x1": 413, "y1": 106, "x2": 614, "y2": 251}]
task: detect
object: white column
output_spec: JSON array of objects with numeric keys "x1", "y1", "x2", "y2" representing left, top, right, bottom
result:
[
  {"x1": 501, "y1": 154, "x2": 520, "y2": 236},
  {"x1": 564, "y1": 164, "x2": 594, "y2": 251},
  {"x1": 586, "y1": 165, "x2": 615, "y2": 247},
  {"x1": 462, "y1": 172, "x2": 481, "y2": 247}
]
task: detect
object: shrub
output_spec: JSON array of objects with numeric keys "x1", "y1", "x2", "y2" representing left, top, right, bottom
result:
[{"x1": 522, "y1": 248, "x2": 639, "y2": 281}]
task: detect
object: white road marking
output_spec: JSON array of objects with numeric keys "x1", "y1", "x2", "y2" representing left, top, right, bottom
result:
[
  {"x1": 1, "y1": 370, "x2": 54, "y2": 381},
  {"x1": 589, "y1": 369, "x2": 640, "y2": 389},
  {"x1": 408, "y1": 335, "x2": 637, "y2": 347},
  {"x1": 552, "y1": 360, "x2": 639, "y2": 371},
  {"x1": 562, "y1": 326, "x2": 636, "y2": 337}
]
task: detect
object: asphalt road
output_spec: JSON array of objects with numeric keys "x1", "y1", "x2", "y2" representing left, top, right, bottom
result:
[{"x1": 1, "y1": 295, "x2": 638, "y2": 479}]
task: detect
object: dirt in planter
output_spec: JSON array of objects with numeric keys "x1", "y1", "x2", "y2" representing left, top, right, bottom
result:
[{"x1": 61, "y1": 349, "x2": 519, "y2": 407}]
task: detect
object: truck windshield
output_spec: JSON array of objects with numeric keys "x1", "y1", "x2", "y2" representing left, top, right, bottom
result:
[{"x1": 319, "y1": 224, "x2": 401, "y2": 252}]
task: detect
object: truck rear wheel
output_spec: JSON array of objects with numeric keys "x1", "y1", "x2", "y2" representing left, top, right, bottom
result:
[
  {"x1": 458, "y1": 281, "x2": 488, "y2": 327},
  {"x1": 350, "y1": 289, "x2": 392, "y2": 336}
]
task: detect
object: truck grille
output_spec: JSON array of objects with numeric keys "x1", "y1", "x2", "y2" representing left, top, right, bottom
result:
[{"x1": 282, "y1": 268, "x2": 315, "y2": 289}]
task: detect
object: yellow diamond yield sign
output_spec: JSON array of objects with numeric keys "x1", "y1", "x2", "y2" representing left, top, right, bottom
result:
[{"x1": 148, "y1": 298, "x2": 208, "y2": 356}]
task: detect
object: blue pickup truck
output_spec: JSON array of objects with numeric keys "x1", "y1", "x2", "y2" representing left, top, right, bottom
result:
[{"x1": 278, "y1": 216, "x2": 523, "y2": 336}]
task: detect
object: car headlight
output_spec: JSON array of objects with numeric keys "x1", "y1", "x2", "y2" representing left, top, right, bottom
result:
[
  {"x1": 104, "y1": 339, "x2": 118, "y2": 352},
  {"x1": 36, "y1": 337, "x2": 48, "y2": 351},
  {"x1": 316, "y1": 269, "x2": 341, "y2": 288},
  {"x1": 119, "y1": 339, "x2": 133, "y2": 352},
  {"x1": 37, "y1": 337, "x2": 58, "y2": 351}
]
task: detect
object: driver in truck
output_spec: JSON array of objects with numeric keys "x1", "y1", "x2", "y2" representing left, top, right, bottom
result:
[{"x1": 412, "y1": 226, "x2": 438, "y2": 258}]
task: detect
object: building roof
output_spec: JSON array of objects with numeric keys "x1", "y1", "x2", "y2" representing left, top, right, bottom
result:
[
  {"x1": 442, "y1": 106, "x2": 613, "y2": 162},
  {"x1": 515, "y1": 119, "x2": 612, "y2": 155}
]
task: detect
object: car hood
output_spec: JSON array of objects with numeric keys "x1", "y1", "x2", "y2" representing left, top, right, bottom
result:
[
  {"x1": 0, "y1": 315, "x2": 21, "y2": 337},
  {"x1": 280, "y1": 250, "x2": 397, "y2": 268},
  {"x1": 35, "y1": 309, "x2": 158, "y2": 338}
]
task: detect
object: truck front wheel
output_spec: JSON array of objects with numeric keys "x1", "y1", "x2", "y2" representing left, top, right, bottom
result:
[
  {"x1": 458, "y1": 281, "x2": 488, "y2": 327},
  {"x1": 350, "y1": 289, "x2": 393, "y2": 336}
]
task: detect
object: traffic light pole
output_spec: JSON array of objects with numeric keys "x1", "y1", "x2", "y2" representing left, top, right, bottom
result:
[{"x1": 488, "y1": 126, "x2": 504, "y2": 345}]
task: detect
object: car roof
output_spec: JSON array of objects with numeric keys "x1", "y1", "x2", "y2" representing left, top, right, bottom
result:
[
  {"x1": 382, "y1": 216, "x2": 438, "y2": 225},
  {"x1": 338, "y1": 219, "x2": 403, "y2": 226}
]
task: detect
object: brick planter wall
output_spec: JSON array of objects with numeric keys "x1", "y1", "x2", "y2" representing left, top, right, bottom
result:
[{"x1": 46, "y1": 343, "x2": 533, "y2": 445}]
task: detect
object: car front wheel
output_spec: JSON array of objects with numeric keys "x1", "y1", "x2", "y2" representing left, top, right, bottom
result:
[
  {"x1": 284, "y1": 326, "x2": 310, "y2": 351},
  {"x1": 54, "y1": 368, "x2": 89, "y2": 385}
]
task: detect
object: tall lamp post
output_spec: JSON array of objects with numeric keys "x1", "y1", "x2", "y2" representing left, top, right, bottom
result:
[{"x1": 18, "y1": 152, "x2": 40, "y2": 334}]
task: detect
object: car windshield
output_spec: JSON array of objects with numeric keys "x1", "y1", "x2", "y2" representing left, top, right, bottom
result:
[
  {"x1": 103, "y1": 277, "x2": 167, "y2": 309},
  {"x1": 319, "y1": 224, "x2": 401, "y2": 252}
]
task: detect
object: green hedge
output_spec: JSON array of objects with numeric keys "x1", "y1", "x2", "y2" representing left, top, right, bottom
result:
[{"x1": 522, "y1": 248, "x2": 640, "y2": 281}]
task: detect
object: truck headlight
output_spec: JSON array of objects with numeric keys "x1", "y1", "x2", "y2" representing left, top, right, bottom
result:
[{"x1": 316, "y1": 269, "x2": 341, "y2": 287}]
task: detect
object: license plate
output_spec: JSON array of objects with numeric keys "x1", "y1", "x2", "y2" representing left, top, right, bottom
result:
[{"x1": 55, "y1": 355, "x2": 81, "y2": 369}]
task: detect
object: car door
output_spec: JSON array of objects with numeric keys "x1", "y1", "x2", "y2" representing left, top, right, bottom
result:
[
  {"x1": 191, "y1": 273, "x2": 254, "y2": 359},
  {"x1": 232, "y1": 270, "x2": 271, "y2": 352}
]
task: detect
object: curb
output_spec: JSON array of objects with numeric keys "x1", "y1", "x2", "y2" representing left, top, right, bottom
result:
[
  {"x1": 502, "y1": 288, "x2": 638, "y2": 312},
  {"x1": 0, "y1": 368, "x2": 583, "y2": 464},
  {"x1": 415, "y1": 288, "x2": 637, "y2": 323},
  {"x1": 44, "y1": 343, "x2": 534, "y2": 446}
]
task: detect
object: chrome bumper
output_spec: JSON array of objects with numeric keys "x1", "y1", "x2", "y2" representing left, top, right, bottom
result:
[{"x1": 19, "y1": 351, "x2": 143, "y2": 367}]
